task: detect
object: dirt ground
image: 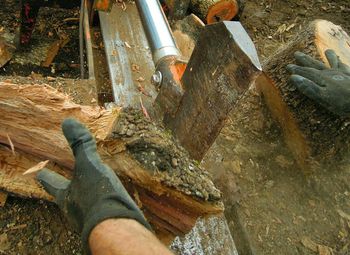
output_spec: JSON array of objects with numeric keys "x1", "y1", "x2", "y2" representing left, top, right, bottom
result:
[
  {"x1": 203, "y1": 1, "x2": 350, "y2": 255},
  {"x1": 0, "y1": 0, "x2": 349, "y2": 254}
]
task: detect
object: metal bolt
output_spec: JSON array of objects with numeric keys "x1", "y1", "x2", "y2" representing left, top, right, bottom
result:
[{"x1": 151, "y1": 71, "x2": 162, "y2": 88}]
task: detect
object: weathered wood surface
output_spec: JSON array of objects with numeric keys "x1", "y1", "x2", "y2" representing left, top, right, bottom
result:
[
  {"x1": 256, "y1": 20, "x2": 350, "y2": 172},
  {"x1": 173, "y1": 14, "x2": 205, "y2": 60},
  {"x1": 0, "y1": 81, "x2": 223, "y2": 240},
  {"x1": 190, "y1": 0, "x2": 244, "y2": 24},
  {"x1": 166, "y1": 21, "x2": 261, "y2": 160}
]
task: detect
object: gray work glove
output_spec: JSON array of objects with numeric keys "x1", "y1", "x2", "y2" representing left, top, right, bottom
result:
[
  {"x1": 37, "y1": 118, "x2": 152, "y2": 254},
  {"x1": 287, "y1": 49, "x2": 350, "y2": 117}
]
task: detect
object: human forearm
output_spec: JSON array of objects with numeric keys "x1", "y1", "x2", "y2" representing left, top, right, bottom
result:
[{"x1": 89, "y1": 219, "x2": 173, "y2": 255}]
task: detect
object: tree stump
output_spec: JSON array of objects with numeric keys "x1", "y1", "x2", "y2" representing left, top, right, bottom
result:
[{"x1": 256, "y1": 20, "x2": 350, "y2": 172}]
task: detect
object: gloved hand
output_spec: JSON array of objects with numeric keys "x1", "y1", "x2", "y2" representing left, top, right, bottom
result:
[
  {"x1": 287, "y1": 49, "x2": 350, "y2": 117},
  {"x1": 37, "y1": 118, "x2": 152, "y2": 253}
]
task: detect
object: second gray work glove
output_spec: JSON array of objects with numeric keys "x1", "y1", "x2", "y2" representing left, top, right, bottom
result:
[
  {"x1": 287, "y1": 49, "x2": 350, "y2": 117},
  {"x1": 36, "y1": 118, "x2": 152, "y2": 254}
]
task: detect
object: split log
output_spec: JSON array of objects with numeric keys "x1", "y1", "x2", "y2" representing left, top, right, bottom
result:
[
  {"x1": 256, "y1": 20, "x2": 350, "y2": 172},
  {"x1": 173, "y1": 14, "x2": 205, "y2": 60},
  {"x1": 0, "y1": 82, "x2": 223, "y2": 241},
  {"x1": 165, "y1": 21, "x2": 261, "y2": 161},
  {"x1": 189, "y1": 0, "x2": 245, "y2": 24}
]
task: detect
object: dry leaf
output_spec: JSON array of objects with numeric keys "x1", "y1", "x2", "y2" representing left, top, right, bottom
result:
[{"x1": 23, "y1": 160, "x2": 49, "y2": 175}]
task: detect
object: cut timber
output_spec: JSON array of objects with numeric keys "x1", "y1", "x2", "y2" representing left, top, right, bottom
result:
[
  {"x1": 0, "y1": 82, "x2": 223, "y2": 241},
  {"x1": 256, "y1": 20, "x2": 350, "y2": 172},
  {"x1": 190, "y1": 0, "x2": 244, "y2": 24},
  {"x1": 166, "y1": 21, "x2": 261, "y2": 161},
  {"x1": 173, "y1": 14, "x2": 205, "y2": 60}
]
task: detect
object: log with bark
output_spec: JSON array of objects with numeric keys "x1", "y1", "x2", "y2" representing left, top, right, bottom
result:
[
  {"x1": 189, "y1": 0, "x2": 245, "y2": 24},
  {"x1": 256, "y1": 20, "x2": 350, "y2": 172},
  {"x1": 0, "y1": 81, "x2": 224, "y2": 242}
]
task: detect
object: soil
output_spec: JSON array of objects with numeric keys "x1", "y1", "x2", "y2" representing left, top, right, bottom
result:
[
  {"x1": 202, "y1": 1, "x2": 350, "y2": 255},
  {"x1": 0, "y1": 0, "x2": 349, "y2": 254}
]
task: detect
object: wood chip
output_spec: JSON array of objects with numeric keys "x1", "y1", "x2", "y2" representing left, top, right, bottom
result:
[
  {"x1": 0, "y1": 233, "x2": 10, "y2": 252},
  {"x1": 0, "y1": 191, "x2": 8, "y2": 207},
  {"x1": 301, "y1": 237, "x2": 318, "y2": 252},
  {"x1": 124, "y1": 41, "x2": 131, "y2": 48},
  {"x1": 337, "y1": 209, "x2": 350, "y2": 221},
  {"x1": 136, "y1": 76, "x2": 145, "y2": 82},
  {"x1": 23, "y1": 160, "x2": 49, "y2": 175},
  {"x1": 8, "y1": 224, "x2": 27, "y2": 231},
  {"x1": 42, "y1": 37, "x2": 70, "y2": 67},
  {"x1": 0, "y1": 38, "x2": 12, "y2": 68},
  {"x1": 132, "y1": 64, "x2": 140, "y2": 72},
  {"x1": 6, "y1": 134, "x2": 15, "y2": 155},
  {"x1": 318, "y1": 245, "x2": 333, "y2": 255},
  {"x1": 139, "y1": 97, "x2": 150, "y2": 119}
]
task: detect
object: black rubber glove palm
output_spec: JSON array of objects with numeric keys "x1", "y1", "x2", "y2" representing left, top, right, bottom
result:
[
  {"x1": 287, "y1": 49, "x2": 350, "y2": 117},
  {"x1": 37, "y1": 118, "x2": 151, "y2": 253}
]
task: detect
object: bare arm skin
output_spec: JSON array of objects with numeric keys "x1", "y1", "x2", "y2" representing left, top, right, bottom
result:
[{"x1": 89, "y1": 219, "x2": 174, "y2": 255}]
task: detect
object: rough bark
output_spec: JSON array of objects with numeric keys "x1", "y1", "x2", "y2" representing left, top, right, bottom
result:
[
  {"x1": 190, "y1": 0, "x2": 244, "y2": 24},
  {"x1": 0, "y1": 81, "x2": 223, "y2": 240},
  {"x1": 255, "y1": 20, "x2": 350, "y2": 172}
]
